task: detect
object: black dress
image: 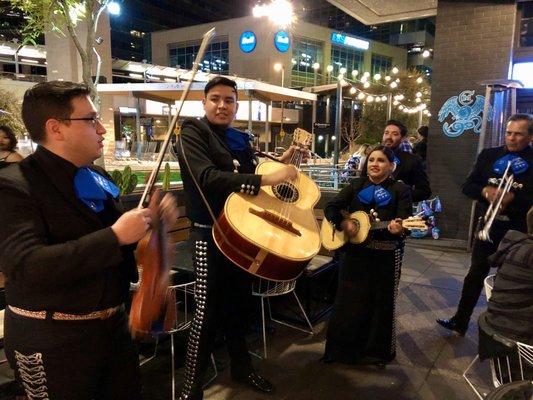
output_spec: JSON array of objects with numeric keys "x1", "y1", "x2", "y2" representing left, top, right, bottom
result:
[{"x1": 323, "y1": 177, "x2": 412, "y2": 364}]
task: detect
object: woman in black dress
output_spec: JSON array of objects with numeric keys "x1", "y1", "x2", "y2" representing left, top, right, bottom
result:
[{"x1": 323, "y1": 145, "x2": 412, "y2": 365}]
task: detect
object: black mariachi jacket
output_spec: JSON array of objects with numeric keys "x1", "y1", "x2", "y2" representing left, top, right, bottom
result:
[
  {"x1": 392, "y1": 148, "x2": 431, "y2": 202},
  {"x1": 0, "y1": 146, "x2": 137, "y2": 313},
  {"x1": 324, "y1": 177, "x2": 413, "y2": 243},
  {"x1": 462, "y1": 146, "x2": 532, "y2": 233},
  {"x1": 176, "y1": 117, "x2": 262, "y2": 225}
]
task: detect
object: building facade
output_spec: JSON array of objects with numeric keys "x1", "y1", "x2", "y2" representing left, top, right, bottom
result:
[{"x1": 151, "y1": 16, "x2": 407, "y2": 88}]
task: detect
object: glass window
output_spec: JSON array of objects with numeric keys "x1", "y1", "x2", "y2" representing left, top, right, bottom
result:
[
  {"x1": 519, "y1": 1, "x2": 533, "y2": 47},
  {"x1": 291, "y1": 37, "x2": 324, "y2": 88},
  {"x1": 330, "y1": 44, "x2": 364, "y2": 77},
  {"x1": 168, "y1": 35, "x2": 230, "y2": 74},
  {"x1": 371, "y1": 54, "x2": 392, "y2": 76}
]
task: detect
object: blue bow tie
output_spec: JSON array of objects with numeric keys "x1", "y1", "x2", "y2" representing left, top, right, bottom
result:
[
  {"x1": 225, "y1": 127, "x2": 250, "y2": 151},
  {"x1": 74, "y1": 167, "x2": 120, "y2": 213},
  {"x1": 357, "y1": 184, "x2": 392, "y2": 207},
  {"x1": 492, "y1": 154, "x2": 529, "y2": 176}
]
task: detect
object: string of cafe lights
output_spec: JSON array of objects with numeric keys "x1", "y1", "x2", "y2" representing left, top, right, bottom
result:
[{"x1": 305, "y1": 63, "x2": 432, "y2": 117}]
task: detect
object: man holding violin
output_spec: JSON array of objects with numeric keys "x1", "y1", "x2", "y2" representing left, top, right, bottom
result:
[
  {"x1": 437, "y1": 113, "x2": 533, "y2": 336},
  {"x1": 0, "y1": 81, "x2": 177, "y2": 399}
]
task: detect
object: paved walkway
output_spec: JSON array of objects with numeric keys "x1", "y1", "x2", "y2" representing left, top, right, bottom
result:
[{"x1": 0, "y1": 240, "x2": 495, "y2": 400}]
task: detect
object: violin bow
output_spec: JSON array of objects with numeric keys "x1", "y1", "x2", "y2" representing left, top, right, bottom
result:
[{"x1": 138, "y1": 27, "x2": 216, "y2": 209}]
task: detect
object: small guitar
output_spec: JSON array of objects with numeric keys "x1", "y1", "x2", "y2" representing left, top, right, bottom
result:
[{"x1": 321, "y1": 211, "x2": 427, "y2": 250}]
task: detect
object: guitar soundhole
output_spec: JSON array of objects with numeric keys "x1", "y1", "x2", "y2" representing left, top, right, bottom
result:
[{"x1": 273, "y1": 182, "x2": 299, "y2": 203}]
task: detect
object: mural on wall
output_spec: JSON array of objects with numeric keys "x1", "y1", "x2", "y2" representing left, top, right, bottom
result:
[{"x1": 438, "y1": 90, "x2": 492, "y2": 137}]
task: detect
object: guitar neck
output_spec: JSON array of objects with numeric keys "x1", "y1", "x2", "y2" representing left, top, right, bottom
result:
[{"x1": 370, "y1": 220, "x2": 392, "y2": 231}]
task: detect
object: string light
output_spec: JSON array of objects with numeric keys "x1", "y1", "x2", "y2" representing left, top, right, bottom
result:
[
  {"x1": 373, "y1": 73, "x2": 381, "y2": 81},
  {"x1": 357, "y1": 92, "x2": 365, "y2": 100},
  {"x1": 385, "y1": 76, "x2": 391, "y2": 81},
  {"x1": 363, "y1": 81, "x2": 370, "y2": 88},
  {"x1": 351, "y1": 69, "x2": 358, "y2": 77},
  {"x1": 416, "y1": 77, "x2": 423, "y2": 83},
  {"x1": 366, "y1": 95, "x2": 374, "y2": 102},
  {"x1": 349, "y1": 87, "x2": 356, "y2": 95},
  {"x1": 392, "y1": 67, "x2": 399, "y2": 74},
  {"x1": 390, "y1": 82, "x2": 397, "y2": 89}
]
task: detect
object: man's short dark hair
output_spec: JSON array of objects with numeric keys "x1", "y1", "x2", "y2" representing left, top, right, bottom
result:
[
  {"x1": 508, "y1": 113, "x2": 533, "y2": 135},
  {"x1": 0, "y1": 125, "x2": 17, "y2": 151},
  {"x1": 385, "y1": 119, "x2": 408, "y2": 137},
  {"x1": 417, "y1": 125, "x2": 429, "y2": 138},
  {"x1": 21, "y1": 81, "x2": 91, "y2": 143},
  {"x1": 204, "y1": 76, "x2": 238, "y2": 99}
]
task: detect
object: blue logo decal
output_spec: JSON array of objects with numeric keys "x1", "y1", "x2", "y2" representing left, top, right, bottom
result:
[
  {"x1": 438, "y1": 90, "x2": 492, "y2": 138},
  {"x1": 239, "y1": 31, "x2": 257, "y2": 53},
  {"x1": 274, "y1": 31, "x2": 290, "y2": 53}
]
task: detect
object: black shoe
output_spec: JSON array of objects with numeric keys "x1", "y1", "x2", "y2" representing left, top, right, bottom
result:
[
  {"x1": 232, "y1": 372, "x2": 275, "y2": 394},
  {"x1": 436, "y1": 317, "x2": 467, "y2": 336}
]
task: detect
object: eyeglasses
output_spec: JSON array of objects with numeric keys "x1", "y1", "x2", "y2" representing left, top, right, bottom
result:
[{"x1": 57, "y1": 115, "x2": 103, "y2": 126}]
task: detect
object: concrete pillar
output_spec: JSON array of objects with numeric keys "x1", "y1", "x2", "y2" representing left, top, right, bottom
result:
[{"x1": 427, "y1": 1, "x2": 517, "y2": 240}]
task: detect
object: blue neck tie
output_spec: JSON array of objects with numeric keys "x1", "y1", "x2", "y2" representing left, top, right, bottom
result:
[
  {"x1": 492, "y1": 154, "x2": 528, "y2": 176},
  {"x1": 393, "y1": 155, "x2": 401, "y2": 166},
  {"x1": 74, "y1": 167, "x2": 120, "y2": 212},
  {"x1": 357, "y1": 184, "x2": 392, "y2": 207}
]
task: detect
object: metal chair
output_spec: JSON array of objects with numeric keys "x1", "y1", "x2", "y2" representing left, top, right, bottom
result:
[
  {"x1": 251, "y1": 277, "x2": 313, "y2": 359},
  {"x1": 463, "y1": 312, "x2": 533, "y2": 399},
  {"x1": 484, "y1": 274, "x2": 496, "y2": 300},
  {"x1": 139, "y1": 281, "x2": 217, "y2": 400}
]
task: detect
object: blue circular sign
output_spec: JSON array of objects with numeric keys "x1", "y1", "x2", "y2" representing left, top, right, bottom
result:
[
  {"x1": 239, "y1": 31, "x2": 257, "y2": 53},
  {"x1": 274, "y1": 31, "x2": 290, "y2": 53}
]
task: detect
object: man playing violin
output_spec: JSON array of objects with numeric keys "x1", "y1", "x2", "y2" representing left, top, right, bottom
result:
[
  {"x1": 437, "y1": 113, "x2": 533, "y2": 336},
  {"x1": 175, "y1": 76, "x2": 305, "y2": 399},
  {"x1": 0, "y1": 81, "x2": 177, "y2": 399}
]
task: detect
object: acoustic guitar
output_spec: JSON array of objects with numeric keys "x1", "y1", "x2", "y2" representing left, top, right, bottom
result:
[
  {"x1": 213, "y1": 128, "x2": 321, "y2": 282},
  {"x1": 321, "y1": 211, "x2": 427, "y2": 251}
]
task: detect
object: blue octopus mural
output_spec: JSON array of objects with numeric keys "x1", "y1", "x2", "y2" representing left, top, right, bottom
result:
[{"x1": 438, "y1": 90, "x2": 492, "y2": 137}]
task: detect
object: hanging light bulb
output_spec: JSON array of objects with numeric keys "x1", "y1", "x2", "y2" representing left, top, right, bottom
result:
[
  {"x1": 375, "y1": 96, "x2": 382, "y2": 102},
  {"x1": 423, "y1": 109, "x2": 429, "y2": 115},
  {"x1": 415, "y1": 98, "x2": 421, "y2": 103},
  {"x1": 393, "y1": 100, "x2": 399, "y2": 106},
  {"x1": 366, "y1": 95, "x2": 374, "y2": 102},
  {"x1": 363, "y1": 81, "x2": 370, "y2": 88},
  {"x1": 391, "y1": 67, "x2": 399, "y2": 74},
  {"x1": 416, "y1": 77, "x2": 423, "y2": 84},
  {"x1": 357, "y1": 92, "x2": 365, "y2": 100},
  {"x1": 420, "y1": 103, "x2": 427, "y2": 109},
  {"x1": 398, "y1": 105, "x2": 404, "y2": 110},
  {"x1": 351, "y1": 69, "x2": 358, "y2": 77},
  {"x1": 415, "y1": 91, "x2": 423, "y2": 98},
  {"x1": 363, "y1": 71, "x2": 370, "y2": 77},
  {"x1": 381, "y1": 95, "x2": 388, "y2": 102},
  {"x1": 339, "y1": 67, "x2": 347, "y2": 75},
  {"x1": 385, "y1": 76, "x2": 391, "y2": 81},
  {"x1": 373, "y1": 73, "x2": 381, "y2": 81},
  {"x1": 349, "y1": 87, "x2": 356, "y2": 95},
  {"x1": 390, "y1": 82, "x2": 397, "y2": 89}
]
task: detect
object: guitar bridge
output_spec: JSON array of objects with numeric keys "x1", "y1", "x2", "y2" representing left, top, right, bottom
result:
[{"x1": 248, "y1": 208, "x2": 302, "y2": 236}]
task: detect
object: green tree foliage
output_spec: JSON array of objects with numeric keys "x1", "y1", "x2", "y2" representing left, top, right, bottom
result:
[
  {"x1": 6, "y1": 0, "x2": 111, "y2": 101},
  {"x1": 0, "y1": 88, "x2": 25, "y2": 136},
  {"x1": 354, "y1": 68, "x2": 430, "y2": 143}
]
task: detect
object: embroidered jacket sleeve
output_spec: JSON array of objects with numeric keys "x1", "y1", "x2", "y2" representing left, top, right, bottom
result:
[
  {"x1": 178, "y1": 120, "x2": 262, "y2": 198},
  {"x1": 0, "y1": 173, "x2": 124, "y2": 290}
]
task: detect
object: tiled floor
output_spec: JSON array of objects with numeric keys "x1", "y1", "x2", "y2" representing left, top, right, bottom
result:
[{"x1": 0, "y1": 240, "x2": 498, "y2": 400}]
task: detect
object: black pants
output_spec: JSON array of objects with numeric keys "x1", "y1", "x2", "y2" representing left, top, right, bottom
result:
[
  {"x1": 179, "y1": 227, "x2": 253, "y2": 400},
  {"x1": 4, "y1": 309, "x2": 141, "y2": 400},
  {"x1": 454, "y1": 221, "x2": 509, "y2": 326}
]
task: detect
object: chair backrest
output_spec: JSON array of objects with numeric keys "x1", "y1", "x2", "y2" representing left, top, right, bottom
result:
[
  {"x1": 166, "y1": 281, "x2": 196, "y2": 334},
  {"x1": 485, "y1": 274, "x2": 496, "y2": 300},
  {"x1": 252, "y1": 278, "x2": 297, "y2": 297},
  {"x1": 516, "y1": 341, "x2": 533, "y2": 381}
]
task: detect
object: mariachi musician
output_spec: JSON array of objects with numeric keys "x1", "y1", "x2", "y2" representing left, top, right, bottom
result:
[
  {"x1": 322, "y1": 145, "x2": 412, "y2": 366},
  {"x1": 437, "y1": 113, "x2": 533, "y2": 336},
  {"x1": 175, "y1": 76, "x2": 310, "y2": 399}
]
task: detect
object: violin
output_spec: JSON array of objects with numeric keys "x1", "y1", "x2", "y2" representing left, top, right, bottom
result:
[{"x1": 128, "y1": 28, "x2": 216, "y2": 337}]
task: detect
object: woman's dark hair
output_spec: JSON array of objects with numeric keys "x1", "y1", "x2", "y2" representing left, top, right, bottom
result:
[
  {"x1": 0, "y1": 125, "x2": 17, "y2": 151},
  {"x1": 204, "y1": 76, "x2": 238, "y2": 99},
  {"x1": 361, "y1": 145, "x2": 395, "y2": 177},
  {"x1": 418, "y1": 125, "x2": 429, "y2": 138}
]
